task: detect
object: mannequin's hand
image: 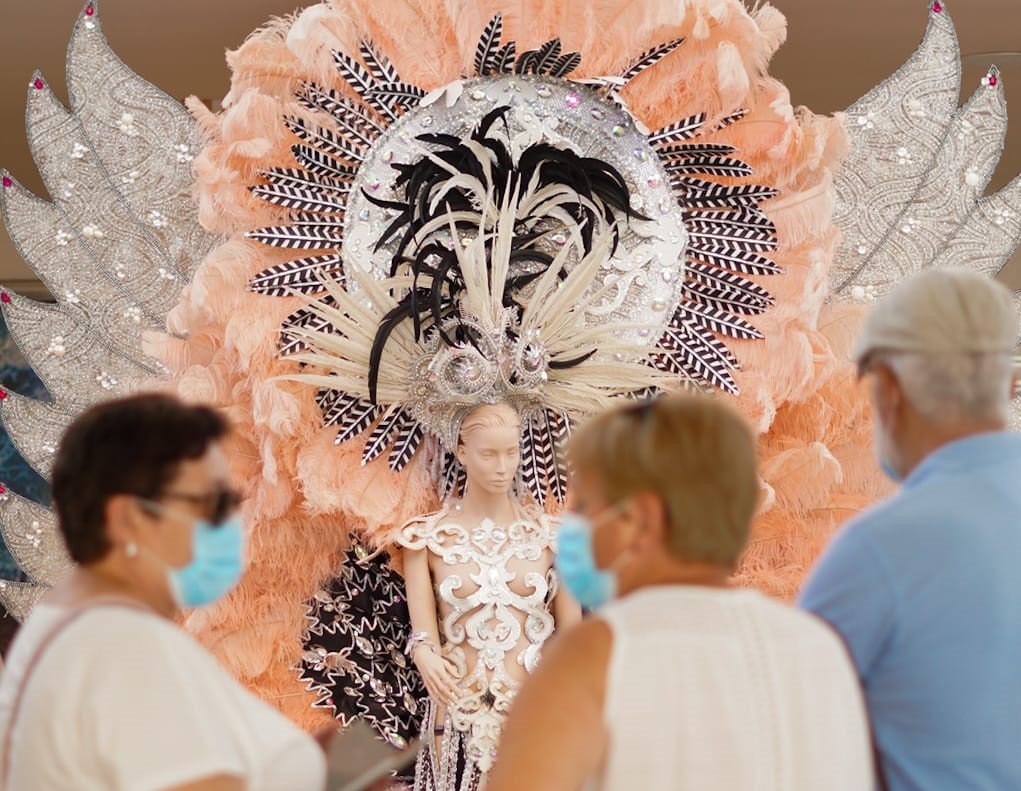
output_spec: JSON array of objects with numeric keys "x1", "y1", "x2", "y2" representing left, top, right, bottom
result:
[{"x1": 413, "y1": 646, "x2": 461, "y2": 706}]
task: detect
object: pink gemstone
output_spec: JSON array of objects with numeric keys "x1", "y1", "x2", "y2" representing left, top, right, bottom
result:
[
  {"x1": 85, "y1": 3, "x2": 95, "y2": 15},
  {"x1": 932, "y1": 1, "x2": 942, "y2": 11},
  {"x1": 565, "y1": 92, "x2": 581, "y2": 109},
  {"x1": 0, "y1": 484, "x2": 6, "y2": 495},
  {"x1": 0, "y1": 293, "x2": 8, "y2": 304},
  {"x1": 989, "y1": 74, "x2": 998, "y2": 86},
  {"x1": 2, "y1": 176, "x2": 10, "y2": 189},
  {"x1": 33, "y1": 78, "x2": 44, "y2": 90},
  {"x1": 0, "y1": 389, "x2": 7, "y2": 400}
]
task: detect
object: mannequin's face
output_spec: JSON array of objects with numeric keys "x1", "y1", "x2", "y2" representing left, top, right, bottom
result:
[{"x1": 457, "y1": 421, "x2": 521, "y2": 497}]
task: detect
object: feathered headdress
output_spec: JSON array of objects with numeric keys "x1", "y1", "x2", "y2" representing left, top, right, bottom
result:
[{"x1": 247, "y1": 18, "x2": 780, "y2": 503}]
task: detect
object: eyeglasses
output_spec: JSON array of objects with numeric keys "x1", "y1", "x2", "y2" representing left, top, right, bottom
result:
[{"x1": 154, "y1": 487, "x2": 243, "y2": 526}]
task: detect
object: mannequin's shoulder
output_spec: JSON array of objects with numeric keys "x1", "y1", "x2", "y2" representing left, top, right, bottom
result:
[{"x1": 395, "y1": 504, "x2": 463, "y2": 546}]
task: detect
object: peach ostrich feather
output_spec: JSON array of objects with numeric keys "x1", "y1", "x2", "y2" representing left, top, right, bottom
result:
[{"x1": 145, "y1": 0, "x2": 885, "y2": 726}]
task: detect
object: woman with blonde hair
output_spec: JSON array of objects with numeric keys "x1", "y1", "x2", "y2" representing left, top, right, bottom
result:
[{"x1": 487, "y1": 395, "x2": 873, "y2": 791}]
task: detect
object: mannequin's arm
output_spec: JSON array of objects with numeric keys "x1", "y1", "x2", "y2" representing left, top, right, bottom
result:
[
  {"x1": 403, "y1": 547, "x2": 442, "y2": 652},
  {"x1": 403, "y1": 546, "x2": 461, "y2": 705}
]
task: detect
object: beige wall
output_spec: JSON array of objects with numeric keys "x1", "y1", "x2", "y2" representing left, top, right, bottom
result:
[{"x1": 1, "y1": 0, "x2": 1019, "y2": 297}]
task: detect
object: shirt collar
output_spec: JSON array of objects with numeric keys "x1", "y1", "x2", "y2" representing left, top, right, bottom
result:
[{"x1": 903, "y1": 431, "x2": 1021, "y2": 489}]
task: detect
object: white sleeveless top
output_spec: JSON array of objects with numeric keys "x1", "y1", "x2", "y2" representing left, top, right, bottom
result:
[
  {"x1": 0, "y1": 604, "x2": 326, "y2": 791},
  {"x1": 592, "y1": 587, "x2": 872, "y2": 790}
]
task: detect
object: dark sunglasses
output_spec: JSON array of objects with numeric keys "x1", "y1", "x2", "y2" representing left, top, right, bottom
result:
[{"x1": 156, "y1": 487, "x2": 243, "y2": 526}]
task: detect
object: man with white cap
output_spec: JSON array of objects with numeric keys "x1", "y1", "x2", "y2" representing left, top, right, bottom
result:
[{"x1": 799, "y1": 268, "x2": 1021, "y2": 791}]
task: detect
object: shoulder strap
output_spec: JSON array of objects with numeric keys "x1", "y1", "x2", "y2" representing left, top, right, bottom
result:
[{"x1": 1, "y1": 596, "x2": 153, "y2": 785}]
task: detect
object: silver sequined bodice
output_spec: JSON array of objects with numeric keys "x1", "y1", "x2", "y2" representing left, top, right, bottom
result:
[{"x1": 399, "y1": 503, "x2": 558, "y2": 772}]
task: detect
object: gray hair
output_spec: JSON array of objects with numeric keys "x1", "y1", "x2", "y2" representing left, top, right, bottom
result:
[{"x1": 880, "y1": 350, "x2": 1014, "y2": 425}]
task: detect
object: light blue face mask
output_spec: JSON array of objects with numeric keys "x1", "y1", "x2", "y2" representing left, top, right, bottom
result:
[
  {"x1": 556, "y1": 506, "x2": 625, "y2": 610},
  {"x1": 167, "y1": 515, "x2": 246, "y2": 609},
  {"x1": 139, "y1": 500, "x2": 246, "y2": 609}
]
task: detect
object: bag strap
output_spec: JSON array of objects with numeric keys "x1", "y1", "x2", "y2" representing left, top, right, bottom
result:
[{"x1": 1, "y1": 595, "x2": 153, "y2": 785}]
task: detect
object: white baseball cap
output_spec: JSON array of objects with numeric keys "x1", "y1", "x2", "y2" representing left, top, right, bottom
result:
[{"x1": 853, "y1": 269, "x2": 1019, "y2": 374}]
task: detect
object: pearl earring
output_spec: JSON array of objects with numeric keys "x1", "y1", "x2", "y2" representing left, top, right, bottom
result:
[{"x1": 125, "y1": 542, "x2": 138, "y2": 558}]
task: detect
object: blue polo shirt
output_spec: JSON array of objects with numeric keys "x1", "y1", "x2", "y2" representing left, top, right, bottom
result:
[{"x1": 799, "y1": 432, "x2": 1021, "y2": 791}]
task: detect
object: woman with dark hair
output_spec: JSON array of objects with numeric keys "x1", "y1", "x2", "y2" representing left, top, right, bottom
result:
[{"x1": 0, "y1": 394, "x2": 326, "y2": 791}]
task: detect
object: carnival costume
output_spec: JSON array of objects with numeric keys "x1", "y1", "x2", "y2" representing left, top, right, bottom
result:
[
  {"x1": 400, "y1": 501, "x2": 558, "y2": 788},
  {"x1": 0, "y1": 2, "x2": 1017, "y2": 773}
]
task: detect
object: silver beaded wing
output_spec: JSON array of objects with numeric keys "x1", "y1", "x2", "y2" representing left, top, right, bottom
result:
[
  {"x1": 0, "y1": 1, "x2": 218, "y2": 619},
  {"x1": 829, "y1": 1, "x2": 1021, "y2": 428}
]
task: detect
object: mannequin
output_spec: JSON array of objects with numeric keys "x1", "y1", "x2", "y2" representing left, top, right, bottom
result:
[{"x1": 399, "y1": 402, "x2": 580, "y2": 790}]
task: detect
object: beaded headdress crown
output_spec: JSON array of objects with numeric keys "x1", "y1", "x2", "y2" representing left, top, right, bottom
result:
[{"x1": 246, "y1": 19, "x2": 782, "y2": 498}]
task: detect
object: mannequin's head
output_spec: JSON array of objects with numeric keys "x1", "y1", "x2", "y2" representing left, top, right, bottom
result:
[{"x1": 456, "y1": 402, "x2": 522, "y2": 497}]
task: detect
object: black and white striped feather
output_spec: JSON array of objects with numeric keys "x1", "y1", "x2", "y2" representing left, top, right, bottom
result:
[
  {"x1": 362, "y1": 405, "x2": 407, "y2": 464},
  {"x1": 331, "y1": 49, "x2": 399, "y2": 121},
  {"x1": 245, "y1": 222, "x2": 344, "y2": 250},
  {"x1": 284, "y1": 116, "x2": 366, "y2": 165},
  {"x1": 619, "y1": 38, "x2": 684, "y2": 84},
  {"x1": 657, "y1": 143, "x2": 739, "y2": 161},
  {"x1": 533, "y1": 39, "x2": 562, "y2": 74},
  {"x1": 656, "y1": 327, "x2": 738, "y2": 394},
  {"x1": 684, "y1": 184, "x2": 779, "y2": 208},
  {"x1": 493, "y1": 42, "x2": 516, "y2": 74},
  {"x1": 280, "y1": 301, "x2": 338, "y2": 356},
  {"x1": 684, "y1": 261, "x2": 775, "y2": 305},
  {"x1": 474, "y1": 15, "x2": 504, "y2": 76},
  {"x1": 684, "y1": 280, "x2": 771, "y2": 315},
  {"x1": 291, "y1": 144, "x2": 361, "y2": 180},
  {"x1": 440, "y1": 452, "x2": 467, "y2": 500},
  {"x1": 682, "y1": 302, "x2": 762, "y2": 340},
  {"x1": 520, "y1": 413, "x2": 545, "y2": 506},
  {"x1": 318, "y1": 391, "x2": 366, "y2": 428},
  {"x1": 548, "y1": 51, "x2": 582, "y2": 78},
  {"x1": 364, "y1": 83, "x2": 427, "y2": 112},
  {"x1": 296, "y1": 83, "x2": 384, "y2": 146},
  {"x1": 260, "y1": 167, "x2": 355, "y2": 192},
  {"x1": 249, "y1": 254, "x2": 344, "y2": 297},
  {"x1": 335, "y1": 399, "x2": 383, "y2": 445},
  {"x1": 664, "y1": 157, "x2": 753, "y2": 178},
  {"x1": 332, "y1": 48, "x2": 376, "y2": 97},
  {"x1": 688, "y1": 246, "x2": 780, "y2": 275},
  {"x1": 389, "y1": 415, "x2": 423, "y2": 471},
  {"x1": 686, "y1": 219, "x2": 776, "y2": 252},
  {"x1": 545, "y1": 409, "x2": 571, "y2": 504},
  {"x1": 359, "y1": 42, "x2": 401, "y2": 84},
  {"x1": 649, "y1": 113, "x2": 708, "y2": 145},
  {"x1": 250, "y1": 184, "x2": 348, "y2": 214}
]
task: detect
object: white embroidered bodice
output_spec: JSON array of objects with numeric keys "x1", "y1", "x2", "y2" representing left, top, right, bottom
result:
[{"x1": 399, "y1": 502, "x2": 558, "y2": 772}]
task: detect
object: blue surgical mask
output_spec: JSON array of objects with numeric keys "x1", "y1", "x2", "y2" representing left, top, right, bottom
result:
[
  {"x1": 167, "y1": 515, "x2": 246, "y2": 609},
  {"x1": 556, "y1": 509, "x2": 620, "y2": 610}
]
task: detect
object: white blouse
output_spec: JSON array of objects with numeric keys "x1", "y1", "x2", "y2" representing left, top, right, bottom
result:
[
  {"x1": 0, "y1": 604, "x2": 326, "y2": 791},
  {"x1": 592, "y1": 587, "x2": 873, "y2": 790}
]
